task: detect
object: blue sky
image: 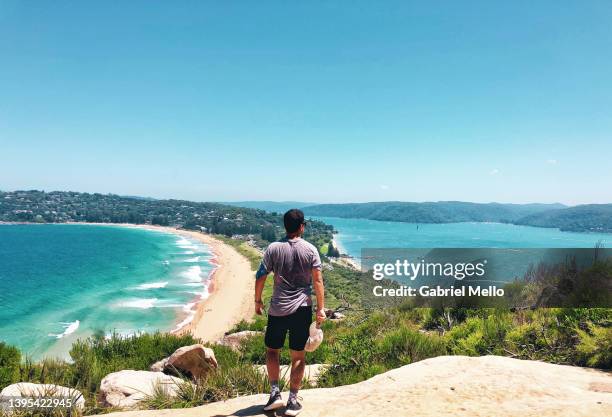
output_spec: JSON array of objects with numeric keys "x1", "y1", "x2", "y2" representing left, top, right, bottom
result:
[{"x1": 1, "y1": 1, "x2": 611, "y2": 205}]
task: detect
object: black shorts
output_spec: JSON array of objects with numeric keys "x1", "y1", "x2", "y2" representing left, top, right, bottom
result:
[{"x1": 265, "y1": 306, "x2": 312, "y2": 351}]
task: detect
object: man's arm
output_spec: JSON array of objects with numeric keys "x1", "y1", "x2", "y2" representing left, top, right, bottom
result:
[
  {"x1": 312, "y1": 269, "x2": 325, "y2": 325},
  {"x1": 254, "y1": 262, "x2": 268, "y2": 315}
]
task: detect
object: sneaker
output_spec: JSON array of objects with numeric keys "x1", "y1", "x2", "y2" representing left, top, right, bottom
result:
[
  {"x1": 263, "y1": 391, "x2": 284, "y2": 411},
  {"x1": 284, "y1": 396, "x2": 303, "y2": 416}
]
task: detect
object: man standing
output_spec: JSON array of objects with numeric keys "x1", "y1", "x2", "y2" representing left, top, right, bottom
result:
[{"x1": 255, "y1": 209, "x2": 326, "y2": 416}]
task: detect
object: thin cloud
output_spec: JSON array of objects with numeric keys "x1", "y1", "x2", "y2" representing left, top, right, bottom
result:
[
  {"x1": 380, "y1": 184, "x2": 390, "y2": 190},
  {"x1": 547, "y1": 159, "x2": 558, "y2": 165},
  {"x1": 489, "y1": 169, "x2": 499, "y2": 175}
]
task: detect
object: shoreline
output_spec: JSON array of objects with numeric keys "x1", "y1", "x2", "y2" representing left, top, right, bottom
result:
[
  {"x1": 65, "y1": 223, "x2": 256, "y2": 343},
  {"x1": 331, "y1": 234, "x2": 361, "y2": 270}
]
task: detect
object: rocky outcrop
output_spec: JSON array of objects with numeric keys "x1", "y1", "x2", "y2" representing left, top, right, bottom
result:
[
  {"x1": 216, "y1": 331, "x2": 263, "y2": 351},
  {"x1": 0, "y1": 383, "x2": 85, "y2": 411},
  {"x1": 254, "y1": 364, "x2": 329, "y2": 386},
  {"x1": 94, "y1": 355, "x2": 612, "y2": 417},
  {"x1": 148, "y1": 344, "x2": 218, "y2": 379},
  {"x1": 325, "y1": 308, "x2": 346, "y2": 320},
  {"x1": 149, "y1": 358, "x2": 168, "y2": 373},
  {"x1": 163, "y1": 344, "x2": 217, "y2": 379},
  {"x1": 99, "y1": 370, "x2": 188, "y2": 409}
]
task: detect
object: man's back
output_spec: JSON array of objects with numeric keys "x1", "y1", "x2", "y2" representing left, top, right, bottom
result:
[{"x1": 262, "y1": 237, "x2": 321, "y2": 316}]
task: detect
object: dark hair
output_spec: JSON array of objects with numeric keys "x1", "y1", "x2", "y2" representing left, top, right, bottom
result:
[{"x1": 283, "y1": 209, "x2": 305, "y2": 234}]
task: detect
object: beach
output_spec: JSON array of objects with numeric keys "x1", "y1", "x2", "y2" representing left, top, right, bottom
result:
[
  {"x1": 99, "y1": 224, "x2": 256, "y2": 342},
  {"x1": 174, "y1": 231, "x2": 256, "y2": 342}
]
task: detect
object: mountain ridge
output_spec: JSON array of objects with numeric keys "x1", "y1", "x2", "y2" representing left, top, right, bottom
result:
[{"x1": 299, "y1": 201, "x2": 611, "y2": 233}]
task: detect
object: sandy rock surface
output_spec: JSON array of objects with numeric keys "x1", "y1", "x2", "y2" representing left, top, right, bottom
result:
[
  {"x1": 94, "y1": 356, "x2": 612, "y2": 416},
  {"x1": 253, "y1": 364, "x2": 329, "y2": 386}
]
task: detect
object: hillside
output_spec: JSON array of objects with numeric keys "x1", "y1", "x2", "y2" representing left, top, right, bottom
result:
[
  {"x1": 0, "y1": 190, "x2": 334, "y2": 247},
  {"x1": 303, "y1": 201, "x2": 565, "y2": 224},
  {"x1": 223, "y1": 200, "x2": 314, "y2": 214},
  {"x1": 515, "y1": 204, "x2": 612, "y2": 233},
  {"x1": 96, "y1": 355, "x2": 612, "y2": 417}
]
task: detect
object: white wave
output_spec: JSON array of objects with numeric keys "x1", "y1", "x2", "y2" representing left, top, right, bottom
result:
[
  {"x1": 171, "y1": 302, "x2": 201, "y2": 332},
  {"x1": 49, "y1": 320, "x2": 80, "y2": 339},
  {"x1": 183, "y1": 250, "x2": 195, "y2": 255},
  {"x1": 162, "y1": 260, "x2": 170, "y2": 265},
  {"x1": 156, "y1": 302, "x2": 185, "y2": 308},
  {"x1": 173, "y1": 311, "x2": 195, "y2": 332},
  {"x1": 183, "y1": 282, "x2": 203, "y2": 287},
  {"x1": 176, "y1": 237, "x2": 200, "y2": 250},
  {"x1": 184, "y1": 256, "x2": 200, "y2": 263},
  {"x1": 117, "y1": 298, "x2": 158, "y2": 309},
  {"x1": 181, "y1": 265, "x2": 203, "y2": 282},
  {"x1": 135, "y1": 281, "x2": 168, "y2": 290}
]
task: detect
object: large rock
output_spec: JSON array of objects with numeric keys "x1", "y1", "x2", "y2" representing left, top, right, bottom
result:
[
  {"x1": 93, "y1": 355, "x2": 612, "y2": 417},
  {"x1": 254, "y1": 364, "x2": 329, "y2": 386},
  {"x1": 164, "y1": 344, "x2": 217, "y2": 379},
  {"x1": 216, "y1": 331, "x2": 263, "y2": 351},
  {"x1": 0, "y1": 383, "x2": 85, "y2": 411},
  {"x1": 149, "y1": 358, "x2": 168, "y2": 372},
  {"x1": 99, "y1": 370, "x2": 187, "y2": 409}
]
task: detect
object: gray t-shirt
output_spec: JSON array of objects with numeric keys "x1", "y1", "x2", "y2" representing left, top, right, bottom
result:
[{"x1": 261, "y1": 237, "x2": 322, "y2": 317}]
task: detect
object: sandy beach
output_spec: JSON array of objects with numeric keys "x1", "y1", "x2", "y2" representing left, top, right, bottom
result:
[
  {"x1": 174, "y1": 229, "x2": 255, "y2": 342},
  {"x1": 96, "y1": 224, "x2": 256, "y2": 342}
]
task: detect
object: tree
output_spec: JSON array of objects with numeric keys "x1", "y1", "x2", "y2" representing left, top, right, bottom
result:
[{"x1": 327, "y1": 241, "x2": 340, "y2": 257}]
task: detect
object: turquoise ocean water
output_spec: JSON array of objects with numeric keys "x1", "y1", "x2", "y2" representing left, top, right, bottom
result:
[
  {"x1": 313, "y1": 216, "x2": 611, "y2": 261},
  {"x1": 0, "y1": 224, "x2": 214, "y2": 359}
]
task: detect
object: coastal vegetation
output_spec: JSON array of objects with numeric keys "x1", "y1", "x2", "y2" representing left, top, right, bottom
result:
[
  {"x1": 302, "y1": 201, "x2": 612, "y2": 233},
  {"x1": 0, "y1": 190, "x2": 334, "y2": 249}
]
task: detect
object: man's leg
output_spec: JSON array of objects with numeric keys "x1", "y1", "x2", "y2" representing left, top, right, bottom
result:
[
  {"x1": 266, "y1": 347, "x2": 281, "y2": 386},
  {"x1": 263, "y1": 316, "x2": 286, "y2": 411},
  {"x1": 284, "y1": 306, "x2": 311, "y2": 415},
  {"x1": 284, "y1": 349, "x2": 306, "y2": 416},
  {"x1": 289, "y1": 349, "x2": 306, "y2": 392}
]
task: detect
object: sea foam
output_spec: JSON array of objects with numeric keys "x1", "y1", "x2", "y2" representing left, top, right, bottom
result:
[
  {"x1": 181, "y1": 265, "x2": 203, "y2": 282},
  {"x1": 118, "y1": 298, "x2": 158, "y2": 309},
  {"x1": 49, "y1": 320, "x2": 80, "y2": 339},
  {"x1": 135, "y1": 281, "x2": 168, "y2": 290}
]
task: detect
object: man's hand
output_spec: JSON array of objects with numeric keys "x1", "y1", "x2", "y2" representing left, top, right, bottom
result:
[
  {"x1": 316, "y1": 308, "x2": 326, "y2": 326},
  {"x1": 255, "y1": 299, "x2": 264, "y2": 315}
]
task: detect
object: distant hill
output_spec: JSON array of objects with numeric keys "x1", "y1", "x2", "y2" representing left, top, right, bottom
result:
[
  {"x1": 303, "y1": 201, "x2": 566, "y2": 224},
  {"x1": 515, "y1": 204, "x2": 612, "y2": 233},
  {"x1": 0, "y1": 190, "x2": 334, "y2": 247},
  {"x1": 223, "y1": 201, "x2": 315, "y2": 214}
]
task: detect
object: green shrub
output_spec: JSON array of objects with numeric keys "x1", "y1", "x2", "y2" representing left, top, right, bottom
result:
[
  {"x1": 446, "y1": 311, "x2": 515, "y2": 357},
  {"x1": 575, "y1": 324, "x2": 612, "y2": 368},
  {"x1": 375, "y1": 327, "x2": 446, "y2": 367},
  {"x1": 0, "y1": 342, "x2": 21, "y2": 389}
]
